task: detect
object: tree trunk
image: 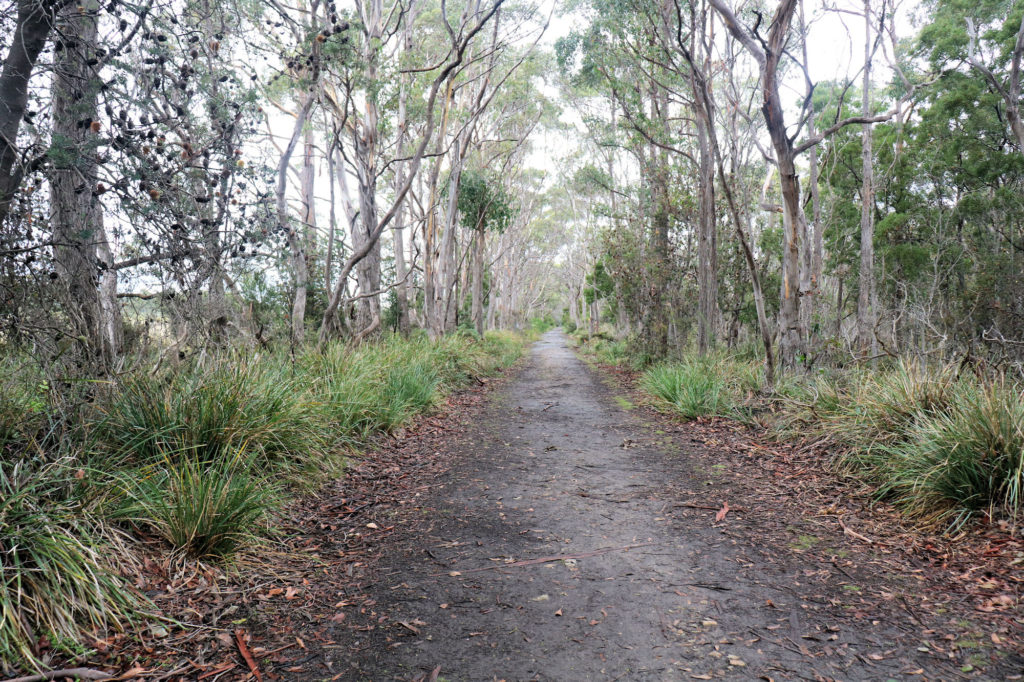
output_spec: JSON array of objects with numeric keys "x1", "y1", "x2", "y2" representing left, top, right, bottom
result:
[
  {"x1": 50, "y1": 0, "x2": 122, "y2": 367},
  {"x1": 277, "y1": 94, "x2": 314, "y2": 346},
  {"x1": 391, "y1": 4, "x2": 418, "y2": 335},
  {"x1": 695, "y1": 90, "x2": 718, "y2": 355},
  {"x1": 856, "y1": 0, "x2": 876, "y2": 357},
  {"x1": 471, "y1": 226, "x2": 485, "y2": 336},
  {"x1": 0, "y1": 0, "x2": 62, "y2": 225},
  {"x1": 353, "y1": 0, "x2": 384, "y2": 333},
  {"x1": 712, "y1": 0, "x2": 805, "y2": 369},
  {"x1": 680, "y1": 5, "x2": 776, "y2": 385}
]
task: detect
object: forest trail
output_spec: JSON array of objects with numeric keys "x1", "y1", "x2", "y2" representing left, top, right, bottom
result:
[{"x1": 299, "y1": 331, "x2": 1014, "y2": 681}]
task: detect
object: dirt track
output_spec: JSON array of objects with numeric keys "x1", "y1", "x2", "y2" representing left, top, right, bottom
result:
[{"x1": 299, "y1": 330, "x2": 1020, "y2": 681}]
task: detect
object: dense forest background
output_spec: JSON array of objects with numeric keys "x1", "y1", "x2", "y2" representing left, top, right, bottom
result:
[
  {"x1": 1, "y1": 0, "x2": 1022, "y2": 370},
  {"x1": 1, "y1": 0, "x2": 1023, "y2": 673}
]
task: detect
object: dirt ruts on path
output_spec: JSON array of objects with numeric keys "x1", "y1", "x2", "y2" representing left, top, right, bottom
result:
[{"x1": 306, "y1": 330, "x2": 1020, "y2": 681}]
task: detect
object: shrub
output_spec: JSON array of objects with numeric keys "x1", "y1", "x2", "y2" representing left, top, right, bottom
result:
[
  {"x1": 112, "y1": 453, "x2": 274, "y2": 559},
  {"x1": 876, "y1": 381, "x2": 1024, "y2": 530},
  {"x1": 0, "y1": 459, "x2": 135, "y2": 669},
  {"x1": 93, "y1": 356, "x2": 328, "y2": 470},
  {"x1": 775, "y1": 361, "x2": 958, "y2": 463},
  {"x1": 594, "y1": 338, "x2": 629, "y2": 366},
  {"x1": 641, "y1": 362, "x2": 732, "y2": 419}
]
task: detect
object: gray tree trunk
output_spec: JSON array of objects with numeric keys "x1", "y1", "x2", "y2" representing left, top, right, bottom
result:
[
  {"x1": 856, "y1": 0, "x2": 876, "y2": 356},
  {"x1": 277, "y1": 94, "x2": 313, "y2": 346},
  {"x1": 50, "y1": 0, "x2": 122, "y2": 367},
  {"x1": 695, "y1": 95, "x2": 718, "y2": 355},
  {"x1": 471, "y1": 225, "x2": 485, "y2": 335}
]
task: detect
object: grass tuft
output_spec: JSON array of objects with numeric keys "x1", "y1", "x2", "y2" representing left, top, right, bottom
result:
[
  {"x1": 875, "y1": 381, "x2": 1024, "y2": 530},
  {"x1": 93, "y1": 356, "x2": 329, "y2": 470},
  {"x1": 112, "y1": 453, "x2": 274, "y2": 559},
  {"x1": 641, "y1": 361, "x2": 733, "y2": 419},
  {"x1": 0, "y1": 459, "x2": 136, "y2": 669}
]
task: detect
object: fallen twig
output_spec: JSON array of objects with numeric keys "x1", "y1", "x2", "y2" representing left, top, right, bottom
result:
[
  {"x1": 838, "y1": 517, "x2": 875, "y2": 545},
  {"x1": 674, "y1": 502, "x2": 747, "y2": 513},
  {"x1": 234, "y1": 629, "x2": 263, "y2": 682},
  {"x1": 197, "y1": 664, "x2": 237, "y2": 681},
  {"x1": 1, "y1": 669, "x2": 112, "y2": 682},
  {"x1": 438, "y1": 542, "x2": 655, "y2": 575}
]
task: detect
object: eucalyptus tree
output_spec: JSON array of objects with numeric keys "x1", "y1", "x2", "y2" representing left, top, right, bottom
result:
[
  {"x1": 558, "y1": 0, "x2": 698, "y2": 359},
  {"x1": 708, "y1": 0, "x2": 911, "y2": 369},
  {"x1": 319, "y1": 0, "x2": 512, "y2": 340},
  {"x1": 455, "y1": 169, "x2": 514, "y2": 334}
]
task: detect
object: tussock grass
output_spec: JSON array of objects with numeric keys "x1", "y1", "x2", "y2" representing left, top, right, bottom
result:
[
  {"x1": 631, "y1": 350, "x2": 1024, "y2": 531},
  {"x1": 111, "y1": 452, "x2": 275, "y2": 559},
  {"x1": 0, "y1": 459, "x2": 136, "y2": 670},
  {"x1": 874, "y1": 381, "x2": 1024, "y2": 530},
  {"x1": 642, "y1": 362, "x2": 732, "y2": 419},
  {"x1": 0, "y1": 330, "x2": 527, "y2": 669},
  {"x1": 93, "y1": 356, "x2": 328, "y2": 470},
  {"x1": 0, "y1": 359, "x2": 48, "y2": 452}
]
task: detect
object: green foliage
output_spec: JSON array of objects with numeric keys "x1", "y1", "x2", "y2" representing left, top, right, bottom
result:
[
  {"x1": 528, "y1": 315, "x2": 557, "y2": 335},
  {"x1": 583, "y1": 259, "x2": 614, "y2": 305},
  {"x1": 93, "y1": 356, "x2": 329, "y2": 471},
  {"x1": 456, "y1": 169, "x2": 516, "y2": 234},
  {"x1": 635, "y1": 352, "x2": 1024, "y2": 529},
  {"x1": 112, "y1": 454, "x2": 274, "y2": 559},
  {"x1": 773, "y1": 363, "x2": 1024, "y2": 530},
  {"x1": 873, "y1": 381, "x2": 1024, "y2": 530},
  {"x1": 0, "y1": 459, "x2": 136, "y2": 669},
  {"x1": 0, "y1": 359, "x2": 47, "y2": 452},
  {"x1": 777, "y1": 362, "x2": 959, "y2": 457},
  {"x1": 0, "y1": 331, "x2": 528, "y2": 668},
  {"x1": 641, "y1": 361, "x2": 734, "y2": 419}
]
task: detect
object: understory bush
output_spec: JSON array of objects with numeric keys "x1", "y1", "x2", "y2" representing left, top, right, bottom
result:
[
  {"x1": 642, "y1": 362, "x2": 732, "y2": 418},
  {"x1": 0, "y1": 331, "x2": 527, "y2": 669},
  {"x1": 872, "y1": 381, "x2": 1024, "y2": 530},
  {"x1": 0, "y1": 459, "x2": 136, "y2": 671},
  {"x1": 632, "y1": 351, "x2": 1024, "y2": 531},
  {"x1": 93, "y1": 356, "x2": 328, "y2": 470},
  {"x1": 111, "y1": 453, "x2": 275, "y2": 559}
]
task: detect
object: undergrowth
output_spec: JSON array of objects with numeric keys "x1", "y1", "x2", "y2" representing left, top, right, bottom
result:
[
  {"x1": 608, "y1": 342, "x2": 1024, "y2": 533},
  {"x1": 0, "y1": 330, "x2": 526, "y2": 670},
  {"x1": 1, "y1": 459, "x2": 136, "y2": 671}
]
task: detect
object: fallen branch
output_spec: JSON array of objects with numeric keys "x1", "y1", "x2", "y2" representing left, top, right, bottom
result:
[
  {"x1": 1, "y1": 669, "x2": 112, "y2": 682},
  {"x1": 439, "y1": 542, "x2": 654, "y2": 575},
  {"x1": 674, "y1": 502, "x2": 747, "y2": 513},
  {"x1": 838, "y1": 517, "x2": 875, "y2": 545},
  {"x1": 197, "y1": 664, "x2": 237, "y2": 681},
  {"x1": 234, "y1": 629, "x2": 263, "y2": 682}
]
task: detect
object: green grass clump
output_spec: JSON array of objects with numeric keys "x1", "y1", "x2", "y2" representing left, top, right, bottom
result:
[
  {"x1": 0, "y1": 359, "x2": 48, "y2": 452},
  {"x1": 770, "y1": 362, "x2": 1024, "y2": 530},
  {"x1": 1, "y1": 459, "x2": 136, "y2": 669},
  {"x1": 476, "y1": 330, "x2": 528, "y2": 373},
  {"x1": 875, "y1": 381, "x2": 1024, "y2": 530},
  {"x1": 641, "y1": 362, "x2": 733, "y2": 419},
  {"x1": 112, "y1": 453, "x2": 274, "y2": 559},
  {"x1": 594, "y1": 338, "x2": 630, "y2": 366},
  {"x1": 0, "y1": 330, "x2": 528, "y2": 670},
  {"x1": 93, "y1": 356, "x2": 329, "y2": 470},
  {"x1": 313, "y1": 332, "x2": 525, "y2": 439},
  {"x1": 775, "y1": 361, "x2": 957, "y2": 458}
]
